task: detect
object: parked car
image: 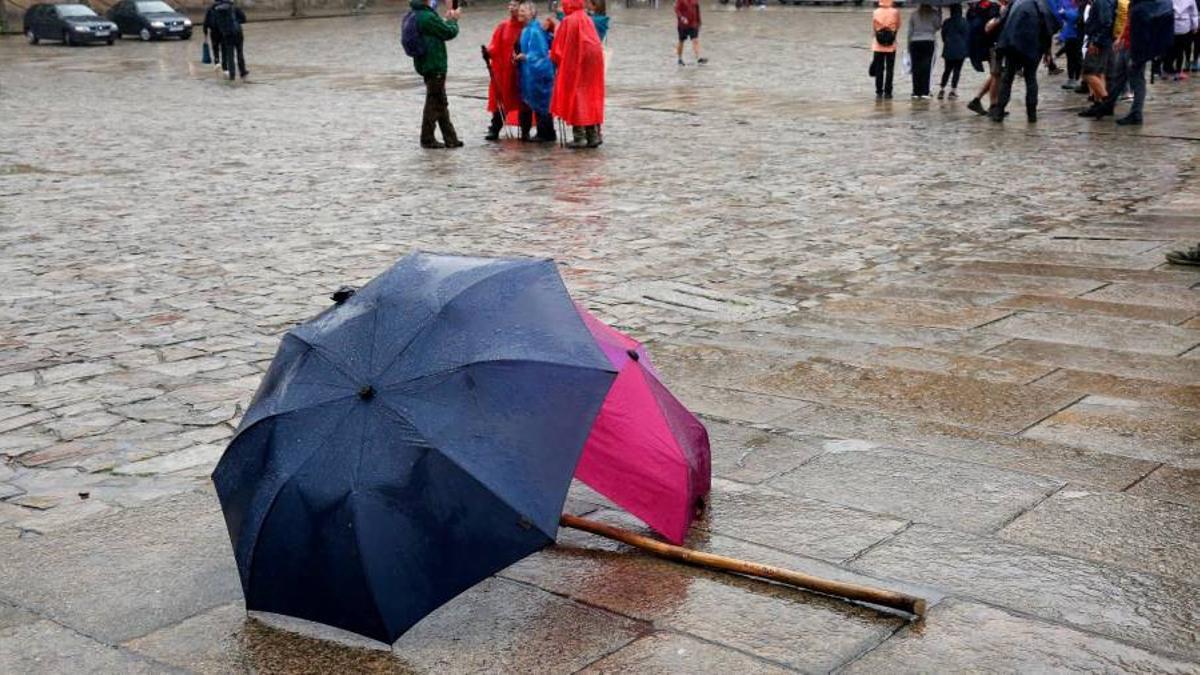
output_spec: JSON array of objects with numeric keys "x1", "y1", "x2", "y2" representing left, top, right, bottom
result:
[
  {"x1": 24, "y1": 3, "x2": 118, "y2": 45},
  {"x1": 106, "y1": 0, "x2": 193, "y2": 41}
]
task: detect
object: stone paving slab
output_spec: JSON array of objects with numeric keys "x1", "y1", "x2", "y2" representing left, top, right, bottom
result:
[
  {"x1": 772, "y1": 401, "x2": 1157, "y2": 491},
  {"x1": 985, "y1": 338, "x2": 1200, "y2": 386},
  {"x1": 951, "y1": 260, "x2": 1200, "y2": 287},
  {"x1": 1081, "y1": 283, "x2": 1200, "y2": 311},
  {"x1": 768, "y1": 446, "x2": 1062, "y2": 534},
  {"x1": 580, "y1": 631, "x2": 793, "y2": 674},
  {"x1": 844, "y1": 599, "x2": 1200, "y2": 674},
  {"x1": 0, "y1": 621, "x2": 162, "y2": 675},
  {"x1": 702, "y1": 421, "x2": 824, "y2": 484},
  {"x1": 0, "y1": 489, "x2": 240, "y2": 644},
  {"x1": 850, "y1": 524, "x2": 1200, "y2": 661},
  {"x1": 1023, "y1": 396, "x2": 1200, "y2": 468},
  {"x1": 898, "y1": 271, "x2": 1108, "y2": 297},
  {"x1": 983, "y1": 312, "x2": 1200, "y2": 356},
  {"x1": 999, "y1": 489, "x2": 1200, "y2": 585},
  {"x1": 994, "y1": 293, "x2": 1197, "y2": 324},
  {"x1": 811, "y1": 297, "x2": 1013, "y2": 330},
  {"x1": 1033, "y1": 369, "x2": 1200, "y2": 410},
  {"x1": 746, "y1": 358, "x2": 1081, "y2": 435},
  {"x1": 699, "y1": 478, "x2": 907, "y2": 564},
  {"x1": 1127, "y1": 466, "x2": 1200, "y2": 508}
]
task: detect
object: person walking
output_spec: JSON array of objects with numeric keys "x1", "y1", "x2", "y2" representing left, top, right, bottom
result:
[
  {"x1": 202, "y1": 0, "x2": 223, "y2": 70},
  {"x1": 967, "y1": 0, "x2": 1005, "y2": 113},
  {"x1": 1078, "y1": 0, "x2": 1116, "y2": 115},
  {"x1": 515, "y1": 1, "x2": 557, "y2": 142},
  {"x1": 1055, "y1": 0, "x2": 1083, "y2": 88},
  {"x1": 675, "y1": 0, "x2": 706, "y2": 65},
  {"x1": 550, "y1": 0, "x2": 606, "y2": 148},
  {"x1": 408, "y1": 0, "x2": 463, "y2": 148},
  {"x1": 484, "y1": 0, "x2": 526, "y2": 141},
  {"x1": 908, "y1": 4, "x2": 942, "y2": 98},
  {"x1": 938, "y1": 3, "x2": 969, "y2": 98},
  {"x1": 210, "y1": 0, "x2": 247, "y2": 81},
  {"x1": 871, "y1": 0, "x2": 902, "y2": 99},
  {"x1": 990, "y1": 0, "x2": 1062, "y2": 122}
]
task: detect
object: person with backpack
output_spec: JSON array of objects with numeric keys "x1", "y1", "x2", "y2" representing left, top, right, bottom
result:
[
  {"x1": 211, "y1": 0, "x2": 247, "y2": 81},
  {"x1": 403, "y1": 0, "x2": 463, "y2": 148},
  {"x1": 938, "y1": 3, "x2": 969, "y2": 99},
  {"x1": 484, "y1": 0, "x2": 526, "y2": 141},
  {"x1": 871, "y1": 0, "x2": 902, "y2": 99}
]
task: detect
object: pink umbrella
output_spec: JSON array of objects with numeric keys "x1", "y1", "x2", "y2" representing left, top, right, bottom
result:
[{"x1": 574, "y1": 307, "x2": 711, "y2": 545}]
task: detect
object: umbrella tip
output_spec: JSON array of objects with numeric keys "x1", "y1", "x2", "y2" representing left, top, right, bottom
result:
[
  {"x1": 626, "y1": 349, "x2": 639, "y2": 362},
  {"x1": 331, "y1": 286, "x2": 357, "y2": 304},
  {"x1": 358, "y1": 385, "x2": 376, "y2": 401}
]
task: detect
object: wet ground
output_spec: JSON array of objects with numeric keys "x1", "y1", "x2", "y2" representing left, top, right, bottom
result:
[{"x1": 2, "y1": 3, "x2": 1200, "y2": 672}]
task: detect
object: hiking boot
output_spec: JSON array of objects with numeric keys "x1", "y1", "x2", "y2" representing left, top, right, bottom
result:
[
  {"x1": 585, "y1": 125, "x2": 602, "y2": 148},
  {"x1": 1027, "y1": 108, "x2": 1037, "y2": 123},
  {"x1": 988, "y1": 105, "x2": 1005, "y2": 122},
  {"x1": 967, "y1": 97, "x2": 987, "y2": 115},
  {"x1": 1116, "y1": 113, "x2": 1142, "y2": 126},
  {"x1": 697, "y1": 57, "x2": 708, "y2": 64},
  {"x1": 420, "y1": 140, "x2": 446, "y2": 149},
  {"x1": 1078, "y1": 103, "x2": 1110, "y2": 118},
  {"x1": 567, "y1": 126, "x2": 588, "y2": 149},
  {"x1": 936, "y1": 88, "x2": 945, "y2": 100}
]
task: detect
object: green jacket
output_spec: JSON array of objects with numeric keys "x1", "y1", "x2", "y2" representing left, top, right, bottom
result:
[{"x1": 410, "y1": 0, "x2": 459, "y2": 76}]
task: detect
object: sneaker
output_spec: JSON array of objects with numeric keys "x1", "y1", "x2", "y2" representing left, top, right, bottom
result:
[
  {"x1": 697, "y1": 57, "x2": 708, "y2": 64},
  {"x1": 677, "y1": 58, "x2": 685, "y2": 66},
  {"x1": 1116, "y1": 114, "x2": 1142, "y2": 126},
  {"x1": 936, "y1": 89, "x2": 945, "y2": 100},
  {"x1": 948, "y1": 89, "x2": 958, "y2": 100},
  {"x1": 967, "y1": 97, "x2": 986, "y2": 115},
  {"x1": 446, "y1": 139, "x2": 464, "y2": 148},
  {"x1": 420, "y1": 140, "x2": 446, "y2": 149}
]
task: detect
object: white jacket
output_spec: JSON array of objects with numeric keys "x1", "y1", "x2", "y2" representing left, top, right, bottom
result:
[{"x1": 1176, "y1": 0, "x2": 1199, "y2": 35}]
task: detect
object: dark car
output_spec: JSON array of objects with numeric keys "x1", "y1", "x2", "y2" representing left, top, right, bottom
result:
[
  {"x1": 107, "y1": 0, "x2": 193, "y2": 41},
  {"x1": 24, "y1": 3, "x2": 118, "y2": 45}
]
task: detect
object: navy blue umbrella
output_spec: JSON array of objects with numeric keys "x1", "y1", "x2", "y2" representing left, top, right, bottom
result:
[{"x1": 212, "y1": 252, "x2": 617, "y2": 643}]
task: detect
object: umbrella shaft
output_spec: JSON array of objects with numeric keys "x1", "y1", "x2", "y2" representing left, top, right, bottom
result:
[{"x1": 558, "y1": 514, "x2": 926, "y2": 618}]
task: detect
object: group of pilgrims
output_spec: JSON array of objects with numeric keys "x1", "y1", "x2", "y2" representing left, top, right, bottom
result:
[{"x1": 405, "y1": 0, "x2": 609, "y2": 149}]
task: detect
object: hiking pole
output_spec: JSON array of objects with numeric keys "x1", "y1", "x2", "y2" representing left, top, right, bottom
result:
[
  {"x1": 559, "y1": 514, "x2": 926, "y2": 619},
  {"x1": 481, "y1": 46, "x2": 514, "y2": 140}
]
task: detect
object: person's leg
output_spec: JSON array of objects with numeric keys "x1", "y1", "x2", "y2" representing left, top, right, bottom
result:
[
  {"x1": 421, "y1": 75, "x2": 440, "y2": 146},
  {"x1": 950, "y1": 58, "x2": 963, "y2": 93},
  {"x1": 222, "y1": 40, "x2": 235, "y2": 80},
  {"x1": 693, "y1": 35, "x2": 705, "y2": 62},
  {"x1": 884, "y1": 52, "x2": 895, "y2": 97},
  {"x1": 235, "y1": 33, "x2": 246, "y2": 78},
  {"x1": 1066, "y1": 38, "x2": 1081, "y2": 82},
  {"x1": 1023, "y1": 57, "x2": 1039, "y2": 121},
  {"x1": 939, "y1": 58, "x2": 952, "y2": 95},
  {"x1": 518, "y1": 105, "x2": 533, "y2": 141},
  {"x1": 992, "y1": 54, "x2": 1018, "y2": 120},
  {"x1": 535, "y1": 111, "x2": 556, "y2": 141},
  {"x1": 1106, "y1": 47, "x2": 1131, "y2": 112},
  {"x1": 873, "y1": 52, "x2": 886, "y2": 95},
  {"x1": 486, "y1": 110, "x2": 503, "y2": 141},
  {"x1": 432, "y1": 74, "x2": 460, "y2": 145},
  {"x1": 1119, "y1": 58, "x2": 1146, "y2": 123},
  {"x1": 969, "y1": 73, "x2": 990, "y2": 113},
  {"x1": 676, "y1": 40, "x2": 684, "y2": 64}
]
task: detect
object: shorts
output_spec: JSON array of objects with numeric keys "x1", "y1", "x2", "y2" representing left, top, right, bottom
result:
[
  {"x1": 1082, "y1": 45, "x2": 1110, "y2": 75},
  {"x1": 988, "y1": 47, "x2": 1002, "y2": 76},
  {"x1": 678, "y1": 26, "x2": 699, "y2": 41}
]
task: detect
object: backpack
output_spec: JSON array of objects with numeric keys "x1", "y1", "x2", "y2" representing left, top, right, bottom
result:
[
  {"x1": 212, "y1": 2, "x2": 241, "y2": 36},
  {"x1": 875, "y1": 27, "x2": 896, "y2": 46},
  {"x1": 401, "y1": 11, "x2": 426, "y2": 58}
]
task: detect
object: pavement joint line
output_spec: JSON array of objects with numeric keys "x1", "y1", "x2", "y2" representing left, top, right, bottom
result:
[
  {"x1": 1117, "y1": 462, "x2": 1166, "y2": 494},
  {"x1": 1012, "y1": 392, "x2": 1088, "y2": 437},
  {"x1": 989, "y1": 482, "x2": 1068, "y2": 535},
  {"x1": 840, "y1": 522, "x2": 915, "y2": 567},
  {"x1": 1023, "y1": 366, "x2": 1063, "y2": 387},
  {"x1": 828, "y1": 616, "x2": 909, "y2": 675},
  {"x1": 495, "y1": 574, "x2": 656, "y2": 633}
]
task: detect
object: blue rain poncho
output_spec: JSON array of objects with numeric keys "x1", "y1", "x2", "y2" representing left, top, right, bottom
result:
[{"x1": 519, "y1": 21, "x2": 555, "y2": 115}]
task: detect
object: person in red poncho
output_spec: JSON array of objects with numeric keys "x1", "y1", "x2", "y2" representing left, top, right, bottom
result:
[
  {"x1": 484, "y1": 0, "x2": 527, "y2": 141},
  {"x1": 550, "y1": 0, "x2": 606, "y2": 148}
]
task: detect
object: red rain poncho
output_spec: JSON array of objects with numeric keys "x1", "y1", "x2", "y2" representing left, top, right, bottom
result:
[
  {"x1": 549, "y1": 0, "x2": 605, "y2": 126},
  {"x1": 486, "y1": 17, "x2": 525, "y2": 117}
]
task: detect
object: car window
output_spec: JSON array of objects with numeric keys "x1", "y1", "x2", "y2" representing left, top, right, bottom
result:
[
  {"x1": 136, "y1": 1, "x2": 174, "y2": 12},
  {"x1": 55, "y1": 4, "x2": 99, "y2": 16}
]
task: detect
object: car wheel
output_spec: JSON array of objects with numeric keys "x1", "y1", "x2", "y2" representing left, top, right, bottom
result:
[
  {"x1": 63, "y1": 29, "x2": 73, "y2": 46},
  {"x1": 107, "y1": 37, "x2": 114, "y2": 44},
  {"x1": 26, "y1": 29, "x2": 39, "y2": 44},
  {"x1": 139, "y1": 27, "x2": 151, "y2": 41}
]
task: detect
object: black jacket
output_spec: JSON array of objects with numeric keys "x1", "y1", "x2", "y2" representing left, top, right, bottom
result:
[
  {"x1": 998, "y1": 0, "x2": 1062, "y2": 61},
  {"x1": 1083, "y1": 0, "x2": 1115, "y2": 48},
  {"x1": 942, "y1": 6, "x2": 970, "y2": 59}
]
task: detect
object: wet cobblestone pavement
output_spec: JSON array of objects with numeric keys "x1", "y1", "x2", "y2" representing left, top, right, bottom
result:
[{"x1": 2, "y1": 3, "x2": 1199, "y2": 672}]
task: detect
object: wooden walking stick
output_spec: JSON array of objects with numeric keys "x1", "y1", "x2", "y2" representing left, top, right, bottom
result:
[{"x1": 559, "y1": 514, "x2": 926, "y2": 618}]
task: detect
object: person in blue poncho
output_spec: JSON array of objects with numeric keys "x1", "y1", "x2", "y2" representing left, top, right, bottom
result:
[{"x1": 515, "y1": 0, "x2": 558, "y2": 142}]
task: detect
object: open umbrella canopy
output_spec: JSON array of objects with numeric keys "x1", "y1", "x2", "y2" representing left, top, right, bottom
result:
[
  {"x1": 212, "y1": 252, "x2": 617, "y2": 643},
  {"x1": 574, "y1": 307, "x2": 711, "y2": 545}
]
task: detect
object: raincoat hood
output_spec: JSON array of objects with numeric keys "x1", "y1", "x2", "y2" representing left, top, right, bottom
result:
[
  {"x1": 879, "y1": 0, "x2": 894, "y2": 8},
  {"x1": 562, "y1": 0, "x2": 585, "y2": 13}
]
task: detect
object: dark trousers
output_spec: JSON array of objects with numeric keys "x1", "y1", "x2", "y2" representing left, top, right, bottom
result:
[
  {"x1": 534, "y1": 111, "x2": 556, "y2": 140},
  {"x1": 872, "y1": 51, "x2": 895, "y2": 95},
  {"x1": 208, "y1": 30, "x2": 222, "y2": 64},
  {"x1": 1063, "y1": 37, "x2": 1082, "y2": 80},
  {"x1": 221, "y1": 33, "x2": 245, "y2": 79},
  {"x1": 422, "y1": 73, "x2": 459, "y2": 145},
  {"x1": 995, "y1": 52, "x2": 1039, "y2": 116},
  {"x1": 492, "y1": 108, "x2": 537, "y2": 139},
  {"x1": 940, "y1": 57, "x2": 964, "y2": 89},
  {"x1": 910, "y1": 40, "x2": 935, "y2": 95},
  {"x1": 1107, "y1": 48, "x2": 1147, "y2": 117},
  {"x1": 1167, "y1": 34, "x2": 1191, "y2": 74}
]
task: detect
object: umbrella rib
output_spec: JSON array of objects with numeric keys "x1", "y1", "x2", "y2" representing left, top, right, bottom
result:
[
  {"x1": 285, "y1": 331, "x2": 370, "y2": 386},
  {"x1": 382, "y1": 357, "x2": 617, "y2": 390}
]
